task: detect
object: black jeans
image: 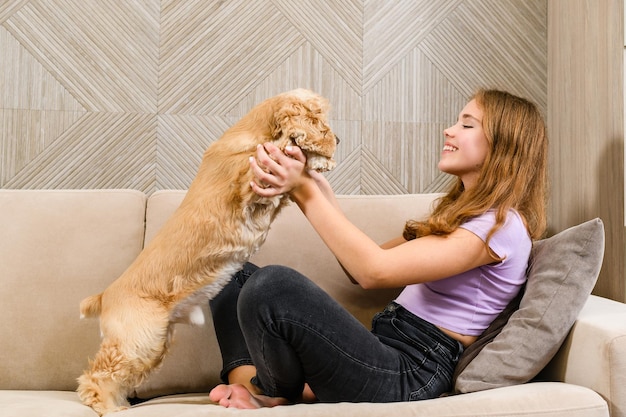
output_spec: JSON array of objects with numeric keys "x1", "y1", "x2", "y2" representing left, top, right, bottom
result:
[{"x1": 209, "y1": 263, "x2": 463, "y2": 403}]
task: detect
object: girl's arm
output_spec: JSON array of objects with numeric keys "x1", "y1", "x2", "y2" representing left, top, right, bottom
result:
[{"x1": 250, "y1": 143, "x2": 495, "y2": 289}]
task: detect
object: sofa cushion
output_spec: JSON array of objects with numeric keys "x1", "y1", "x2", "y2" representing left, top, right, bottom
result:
[
  {"x1": 0, "y1": 190, "x2": 147, "y2": 391},
  {"x1": 0, "y1": 382, "x2": 610, "y2": 417},
  {"x1": 134, "y1": 192, "x2": 442, "y2": 398},
  {"x1": 454, "y1": 218, "x2": 605, "y2": 393}
]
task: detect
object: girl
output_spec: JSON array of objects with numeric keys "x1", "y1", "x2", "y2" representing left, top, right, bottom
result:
[{"x1": 208, "y1": 89, "x2": 547, "y2": 408}]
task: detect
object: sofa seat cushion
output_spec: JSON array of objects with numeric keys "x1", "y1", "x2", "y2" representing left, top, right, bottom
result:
[
  {"x1": 0, "y1": 391, "x2": 97, "y2": 417},
  {"x1": 0, "y1": 383, "x2": 609, "y2": 417}
]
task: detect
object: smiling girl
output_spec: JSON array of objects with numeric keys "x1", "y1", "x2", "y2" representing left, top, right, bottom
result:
[{"x1": 208, "y1": 89, "x2": 548, "y2": 408}]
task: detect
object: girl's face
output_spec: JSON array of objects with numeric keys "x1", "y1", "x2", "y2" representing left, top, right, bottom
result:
[{"x1": 438, "y1": 99, "x2": 489, "y2": 189}]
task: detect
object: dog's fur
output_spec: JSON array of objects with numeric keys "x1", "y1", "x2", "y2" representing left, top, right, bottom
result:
[{"x1": 76, "y1": 89, "x2": 337, "y2": 415}]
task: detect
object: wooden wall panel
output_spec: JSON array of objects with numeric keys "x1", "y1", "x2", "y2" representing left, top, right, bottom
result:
[
  {"x1": 548, "y1": 0, "x2": 625, "y2": 301},
  {"x1": 1, "y1": 0, "x2": 546, "y2": 196}
]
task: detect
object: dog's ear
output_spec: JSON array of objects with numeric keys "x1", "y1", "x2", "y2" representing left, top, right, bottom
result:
[{"x1": 271, "y1": 99, "x2": 305, "y2": 140}]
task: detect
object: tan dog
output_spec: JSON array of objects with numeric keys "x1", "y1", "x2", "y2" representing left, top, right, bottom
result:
[{"x1": 77, "y1": 89, "x2": 337, "y2": 415}]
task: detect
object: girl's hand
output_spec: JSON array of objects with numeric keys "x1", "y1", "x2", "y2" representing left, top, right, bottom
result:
[{"x1": 249, "y1": 142, "x2": 309, "y2": 197}]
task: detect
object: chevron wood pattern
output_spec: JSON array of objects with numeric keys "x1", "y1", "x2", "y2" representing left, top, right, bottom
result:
[{"x1": 0, "y1": 0, "x2": 547, "y2": 195}]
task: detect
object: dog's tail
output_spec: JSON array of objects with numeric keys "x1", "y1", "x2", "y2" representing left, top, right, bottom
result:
[{"x1": 80, "y1": 294, "x2": 103, "y2": 319}]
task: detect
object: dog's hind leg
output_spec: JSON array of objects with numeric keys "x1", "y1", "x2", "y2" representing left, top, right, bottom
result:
[
  {"x1": 77, "y1": 339, "x2": 134, "y2": 415},
  {"x1": 77, "y1": 313, "x2": 172, "y2": 415}
]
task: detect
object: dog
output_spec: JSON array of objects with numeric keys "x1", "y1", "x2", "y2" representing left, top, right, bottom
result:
[{"x1": 76, "y1": 88, "x2": 337, "y2": 415}]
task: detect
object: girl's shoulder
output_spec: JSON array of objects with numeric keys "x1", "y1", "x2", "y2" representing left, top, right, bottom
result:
[{"x1": 460, "y1": 209, "x2": 529, "y2": 244}]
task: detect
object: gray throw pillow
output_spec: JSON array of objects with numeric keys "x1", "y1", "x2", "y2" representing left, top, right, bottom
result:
[{"x1": 454, "y1": 218, "x2": 605, "y2": 393}]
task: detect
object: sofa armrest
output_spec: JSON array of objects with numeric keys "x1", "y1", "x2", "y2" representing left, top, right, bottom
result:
[{"x1": 541, "y1": 295, "x2": 626, "y2": 417}]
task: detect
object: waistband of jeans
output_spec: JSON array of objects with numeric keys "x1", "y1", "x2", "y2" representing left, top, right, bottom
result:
[{"x1": 384, "y1": 301, "x2": 463, "y2": 355}]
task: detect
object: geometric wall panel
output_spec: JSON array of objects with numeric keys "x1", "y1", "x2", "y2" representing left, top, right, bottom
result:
[
  {"x1": 156, "y1": 114, "x2": 231, "y2": 190},
  {"x1": 272, "y1": 0, "x2": 363, "y2": 93},
  {"x1": 159, "y1": 0, "x2": 303, "y2": 115},
  {"x1": 4, "y1": 0, "x2": 159, "y2": 112},
  {"x1": 363, "y1": 0, "x2": 463, "y2": 93},
  {"x1": 4, "y1": 113, "x2": 158, "y2": 190},
  {"x1": 419, "y1": 0, "x2": 547, "y2": 109},
  {"x1": 0, "y1": 109, "x2": 84, "y2": 185},
  {"x1": 0, "y1": 26, "x2": 84, "y2": 112},
  {"x1": 1, "y1": 0, "x2": 547, "y2": 195}
]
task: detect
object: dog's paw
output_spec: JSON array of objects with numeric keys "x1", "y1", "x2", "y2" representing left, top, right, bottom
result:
[
  {"x1": 93, "y1": 404, "x2": 129, "y2": 416},
  {"x1": 82, "y1": 396, "x2": 130, "y2": 416},
  {"x1": 306, "y1": 154, "x2": 336, "y2": 172}
]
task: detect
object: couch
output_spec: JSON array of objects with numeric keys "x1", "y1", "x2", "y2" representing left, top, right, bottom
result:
[{"x1": 0, "y1": 189, "x2": 624, "y2": 417}]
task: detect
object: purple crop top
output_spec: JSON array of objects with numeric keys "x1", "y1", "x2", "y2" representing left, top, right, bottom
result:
[{"x1": 395, "y1": 209, "x2": 531, "y2": 336}]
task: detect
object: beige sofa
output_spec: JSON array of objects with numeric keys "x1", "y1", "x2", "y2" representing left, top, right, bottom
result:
[{"x1": 0, "y1": 189, "x2": 624, "y2": 417}]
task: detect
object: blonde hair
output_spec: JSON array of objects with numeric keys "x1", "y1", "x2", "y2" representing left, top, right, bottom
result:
[{"x1": 403, "y1": 89, "x2": 548, "y2": 250}]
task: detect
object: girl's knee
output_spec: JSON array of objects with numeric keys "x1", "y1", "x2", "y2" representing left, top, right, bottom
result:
[{"x1": 239, "y1": 265, "x2": 310, "y2": 304}]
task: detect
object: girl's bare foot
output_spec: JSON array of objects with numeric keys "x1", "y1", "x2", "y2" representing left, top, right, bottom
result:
[
  {"x1": 209, "y1": 384, "x2": 290, "y2": 409},
  {"x1": 302, "y1": 383, "x2": 318, "y2": 403}
]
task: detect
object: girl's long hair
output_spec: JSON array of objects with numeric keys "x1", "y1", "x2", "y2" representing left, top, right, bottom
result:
[{"x1": 403, "y1": 89, "x2": 548, "y2": 250}]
